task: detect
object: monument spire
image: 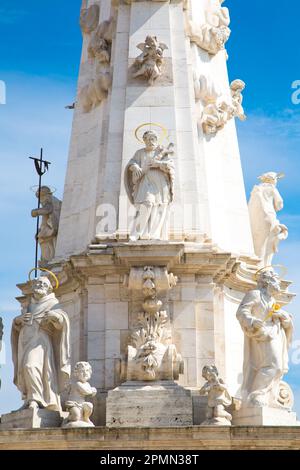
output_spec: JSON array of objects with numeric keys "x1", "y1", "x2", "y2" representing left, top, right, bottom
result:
[{"x1": 10, "y1": 0, "x2": 296, "y2": 429}]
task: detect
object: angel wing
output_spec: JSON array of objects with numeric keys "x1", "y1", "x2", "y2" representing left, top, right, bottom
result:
[
  {"x1": 136, "y1": 43, "x2": 146, "y2": 52},
  {"x1": 158, "y1": 42, "x2": 168, "y2": 51}
]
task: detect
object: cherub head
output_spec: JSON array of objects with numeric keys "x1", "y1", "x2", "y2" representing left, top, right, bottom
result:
[
  {"x1": 230, "y1": 79, "x2": 245, "y2": 95},
  {"x1": 202, "y1": 365, "x2": 219, "y2": 382},
  {"x1": 73, "y1": 362, "x2": 92, "y2": 383},
  {"x1": 145, "y1": 35, "x2": 159, "y2": 49}
]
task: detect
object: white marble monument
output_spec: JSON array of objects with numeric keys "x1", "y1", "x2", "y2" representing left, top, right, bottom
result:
[
  {"x1": 10, "y1": 0, "x2": 297, "y2": 429},
  {"x1": 1, "y1": 277, "x2": 71, "y2": 429},
  {"x1": 199, "y1": 365, "x2": 232, "y2": 426},
  {"x1": 31, "y1": 186, "x2": 62, "y2": 265},
  {"x1": 63, "y1": 361, "x2": 97, "y2": 428},
  {"x1": 249, "y1": 172, "x2": 288, "y2": 267},
  {"x1": 233, "y1": 267, "x2": 297, "y2": 425}
]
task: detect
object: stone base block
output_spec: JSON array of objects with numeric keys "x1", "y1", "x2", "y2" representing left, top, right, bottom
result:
[
  {"x1": 232, "y1": 406, "x2": 297, "y2": 426},
  {"x1": 106, "y1": 381, "x2": 193, "y2": 427},
  {"x1": 0, "y1": 408, "x2": 64, "y2": 430}
]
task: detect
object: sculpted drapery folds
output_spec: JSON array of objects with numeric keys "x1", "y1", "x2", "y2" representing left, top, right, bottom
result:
[
  {"x1": 236, "y1": 268, "x2": 293, "y2": 408},
  {"x1": 11, "y1": 277, "x2": 71, "y2": 412},
  {"x1": 31, "y1": 186, "x2": 62, "y2": 265},
  {"x1": 125, "y1": 130, "x2": 175, "y2": 241},
  {"x1": 248, "y1": 172, "x2": 288, "y2": 267}
]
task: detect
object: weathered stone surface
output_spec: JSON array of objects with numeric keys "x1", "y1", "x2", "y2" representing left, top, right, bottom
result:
[
  {"x1": 106, "y1": 381, "x2": 193, "y2": 427},
  {"x1": 0, "y1": 408, "x2": 64, "y2": 430},
  {"x1": 1, "y1": 426, "x2": 300, "y2": 450},
  {"x1": 232, "y1": 406, "x2": 297, "y2": 426}
]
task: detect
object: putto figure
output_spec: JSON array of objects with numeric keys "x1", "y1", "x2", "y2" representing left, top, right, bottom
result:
[
  {"x1": 236, "y1": 268, "x2": 293, "y2": 408},
  {"x1": 230, "y1": 79, "x2": 246, "y2": 121},
  {"x1": 186, "y1": 0, "x2": 231, "y2": 56},
  {"x1": 133, "y1": 36, "x2": 168, "y2": 85},
  {"x1": 248, "y1": 172, "x2": 288, "y2": 267},
  {"x1": 125, "y1": 130, "x2": 175, "y2": 241},
  {"x1": 63, "y1": 362, "x2": 97, "y2": 428},
  {"x1": 11, "y1": 277, "x2": 70, "y2": 412},
  {"x1": 31, "y1": 186, "x2": 62, "y2": 265},
  {"x1": 200, "y1": 365, "x2": 232, "y2": 425}
]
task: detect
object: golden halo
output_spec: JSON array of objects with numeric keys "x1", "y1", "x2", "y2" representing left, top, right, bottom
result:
[
  {"x1": 28, "y1": 268, "x2": 60, "y2": 290},
  {"x1": 254, "y1": 264, "x2": 288, "y2": 282},
  {"x1": 134, "y1": 122, "x2": 169, "y2": 144}
]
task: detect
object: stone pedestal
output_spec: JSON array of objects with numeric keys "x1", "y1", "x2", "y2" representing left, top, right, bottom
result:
[
  {"x1": 0, "y1": 408, "x2": 64, "y2": 430},
  {"x1": 232, "y1": 406, "x2": 297, "y2": 426},
  {"x1": 106, "y1": 381, "x2": 193, "y2": 427}
]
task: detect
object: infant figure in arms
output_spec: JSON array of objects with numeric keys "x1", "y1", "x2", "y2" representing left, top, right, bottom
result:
[{"x1": 125, "y1": 130, "x2": 175, "y2": 241}]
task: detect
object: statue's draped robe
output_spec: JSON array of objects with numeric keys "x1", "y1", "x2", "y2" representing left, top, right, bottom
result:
[
  {"x1": 248, "y1": 183, "x2": 284, "y2": 264},
  {"x1": 125, "y1": 148, "x2": 174, "y2": 239},
  {"x1": 236, "y1": 289, "x2": 293, "y2": 406},
  {"x1": 38, "y1": 196, "x2": 62, "y2": 262},
  {"x1": 11, "y1": 294, "x2": 70, "y2": 411}
]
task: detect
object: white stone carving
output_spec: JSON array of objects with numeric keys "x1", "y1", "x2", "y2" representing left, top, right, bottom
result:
[
  {"x1": 249, "y1": 172, "x2": 288, "y2": 267},
  {"x1": 186, "y1": 0, "x2": 231, "y2": 55},
  {"x1": 31, "y1": 186, "x2": 62, "y2": 265},
  {"x1": 132, "y1": 36, "x2": 168, "y2": 85},
  {"x1": 200, "y1": 365, "x2": 232, "y2": 426},
  {"x1": 79, "y1": 17, "x2": 115, "y2": 113},
  {"x1": 125, "y1": 131, "x2": 175, "y2": 241},
  {"x1": 11, "y1": 277, "x2": 71, "y2": 412},
  {"x1": 80, "y1": 4, "x2": 100, "y2": 34},
  {"x1": 62, "y1": 362, "x2": 97, "y2": 428},
  {"x1": 195, "y1": 74, "x2": 246, "y2": 135},
  {"x1": 79, "y1": 72, "x2": 112, "y2": 113},
  {"x1": 230, "y1": 79, "x2": 247, "y2": 122},
  {"x1": 125, "y1": 266, "x2": 183, "y2": 381},
  {"x1": 236, "y1": 268, "x2": 294, "y2": 408}
]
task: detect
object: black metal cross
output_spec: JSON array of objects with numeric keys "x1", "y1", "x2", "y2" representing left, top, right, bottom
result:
[{"x1": 29, "y1": 149, "x2": 52, "y2": 277}]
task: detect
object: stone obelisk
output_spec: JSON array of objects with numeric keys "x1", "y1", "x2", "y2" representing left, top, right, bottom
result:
[{"x1": 16, "y1": 0, "x2": 295, "y2": 426}]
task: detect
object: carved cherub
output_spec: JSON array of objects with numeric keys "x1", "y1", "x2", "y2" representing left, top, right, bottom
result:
[
  {"x1": 200, "y1": 365, "x2": 232, "y2": 425},
  {"x1": 63, "y1": 362, "x2": 97, "y2": 428},
  {"x1": 230, "y1": 79, "x2": 246, "y2": 121},
  {"x1": 133, "y1": 36, "x2": 168, "y2": 85}
]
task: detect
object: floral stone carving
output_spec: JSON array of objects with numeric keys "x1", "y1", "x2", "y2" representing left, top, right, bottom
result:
[{"x1": 126, "y1": 266, "x2": 183, "y2": 381}]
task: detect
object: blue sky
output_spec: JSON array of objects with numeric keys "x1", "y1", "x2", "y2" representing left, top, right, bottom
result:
[{"x1": 1, "y1": 0, "x2": 300, "y2": 415}]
